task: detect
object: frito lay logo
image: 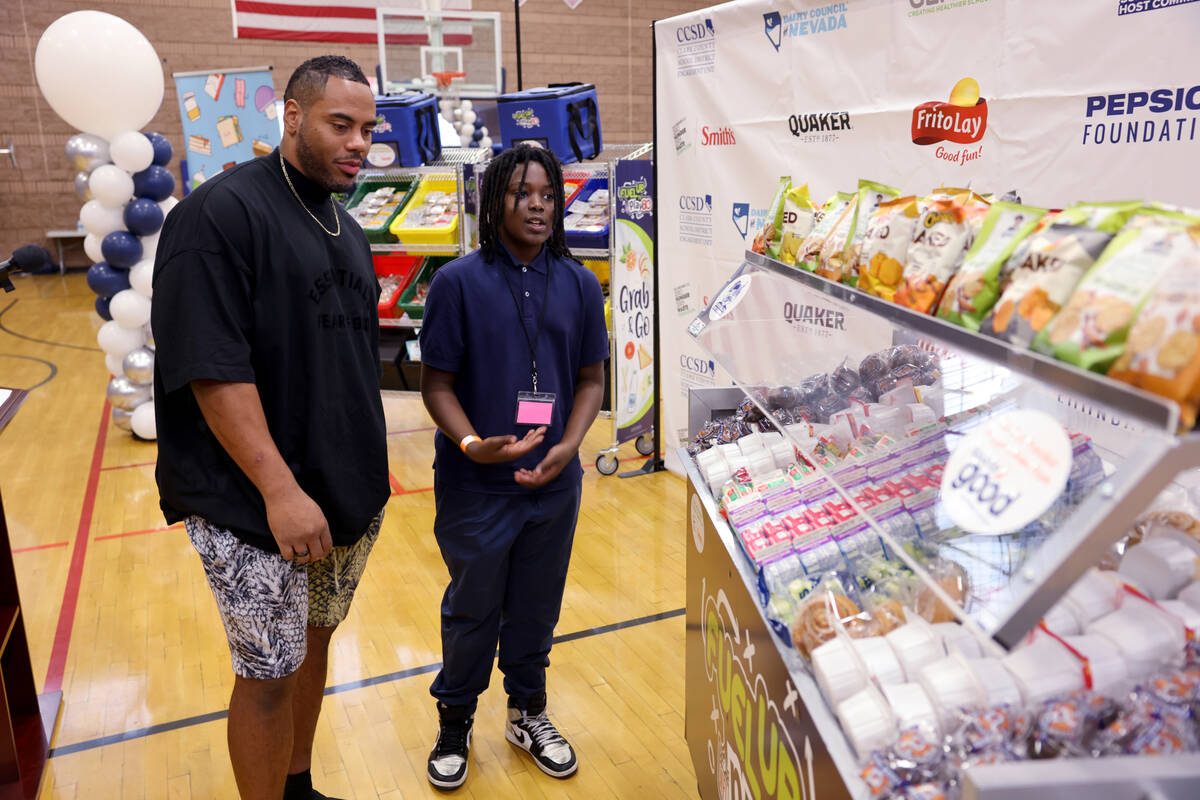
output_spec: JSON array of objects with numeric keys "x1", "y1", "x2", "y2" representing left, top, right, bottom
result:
[{"x1": 911, "y1": 77, "x2": 987, "y2": 145}]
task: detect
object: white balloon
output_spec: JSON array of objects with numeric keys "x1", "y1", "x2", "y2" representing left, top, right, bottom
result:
[
  {"x1": 89, "y1": 164, "x2": 134, "y2": 208},
  {"x1": 97, "y1": 319, "x2": 145, "y2": 358},
  {"x1": 460, "y1": 99, "x2": 473, "y2": 112},
  {"x1": 131, "y1": 401, "x2": 156, "y2": 440},
  {"x1": 478, "y1": 125, "x2": 489, "y2": 138},
  {"x1": 462, "y1": 110, "x2": 477, "y2": 126},
  {"x1": 459, "y1": 133, "x2": 473, "y2": 147},
  {"x1": 79, "y1": 199, "x2": 125, "y2": 237},
  {"x1": 129, "y1": 258, "x2": 154, "y2": 297},
  {"x1": 105, "y1": 353, "x2": 125, "y2": 376},
  {"x1": 83, "y1": 233, "x2": 104, "y2": 263},
  {"x1": 110, "y1": 289, "x2": 152, "y2": 329},
  {"x1": 479, "y1": 136, "x2": 493, "y2": 149},
  {"x1": 34, "y1": 11, "x2": 164, "y2": 140},
  {"x1": 139, "y1": 230, "x2": 161, "y2": 261},
  {"x1": 157, "y1": 196, "x2": 179, "y2": 217},
  {"x1": 110, "y1": 131, "x2": 154, "y2": 173},
  {"x1": 453, "y1": 108, "x2": 462, "y2": 119}
]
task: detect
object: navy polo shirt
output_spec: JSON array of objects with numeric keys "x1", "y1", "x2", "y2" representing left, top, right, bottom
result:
[{"x1": 419, "y1": 243, "x2": 609, "y2": 494}]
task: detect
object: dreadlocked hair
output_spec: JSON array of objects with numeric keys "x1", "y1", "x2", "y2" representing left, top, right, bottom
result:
[{"x1": 478, "y1": 145, "x2": 576, "y2": 264}]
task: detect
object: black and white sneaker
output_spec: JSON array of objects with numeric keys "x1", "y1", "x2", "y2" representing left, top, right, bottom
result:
[
  {"x1": 505, "y1": 694, "x2": 578, "y2": 778},
  {"x1": 427, "y1": 702, "x2": 473, "y2": 790}
]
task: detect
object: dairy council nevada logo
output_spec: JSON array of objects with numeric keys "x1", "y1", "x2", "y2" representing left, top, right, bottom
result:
[{"x1": 912, "y1": 77, "x2": 988, "y2": 166}]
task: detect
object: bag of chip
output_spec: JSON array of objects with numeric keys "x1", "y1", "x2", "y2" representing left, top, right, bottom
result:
[
  {"x1": 1056, "y1": 200, "x2": 1141, "y2": 233},
  {"x1": 842, "y1": 178, "x2": 901, "y2": 287},
  {"x1": 753, "y1": 175, "x2": 791, "y2": 256},
  {"x1": 800, "y1": 192, "x2": 855, "y2": 272},
  {"x1": 815, "y1": 195, "x2": 861, "y2": 282},
  {"x1": 978, "y1": 223, "x2": 1114, "y2": 347},
  {"x1": 894, "y1": 197, "x2": 973, "y2": 314},
  {"x1": 857, "y1": 197, "x2": 921, "y2": 302},
  {"x1": 1035, "y1": 211, "x2": 1200, "y2": 371},
  {"x1": 937, "y1": 202, "x2": 1047, "y2": 330},
  {"x1": 1108, "y1": 253, "x2": 1200, "y2": 429},
  {"x1": 779, "y1": 183, "x2": 817, "y2": 266}
]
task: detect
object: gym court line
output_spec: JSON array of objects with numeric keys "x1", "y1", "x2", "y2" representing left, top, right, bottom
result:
[{"x1": 46, "y1": 606, "x2": 687, "y2": 758}]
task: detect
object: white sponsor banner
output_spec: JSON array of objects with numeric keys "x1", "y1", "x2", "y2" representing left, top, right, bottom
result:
[{"x1": 656, "y1": 0, "x2": 1200, "y2": 473}]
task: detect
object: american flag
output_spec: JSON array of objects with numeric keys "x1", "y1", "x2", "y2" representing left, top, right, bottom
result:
[{"x1": 231, "y1": 0, "x2": 474, "y2": 45}]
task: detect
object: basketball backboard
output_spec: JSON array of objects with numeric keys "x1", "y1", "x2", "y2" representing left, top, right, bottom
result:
[{"x1": 376, "y1": 10, "x2": 503, "y2": 97}]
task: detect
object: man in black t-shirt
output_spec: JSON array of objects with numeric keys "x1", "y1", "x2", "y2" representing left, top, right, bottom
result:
[{"x1": 152, "y1": 56, "x2": 388, "y2": 800}]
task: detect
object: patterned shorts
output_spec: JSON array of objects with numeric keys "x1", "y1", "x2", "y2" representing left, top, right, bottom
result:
[{"x1": 185, "y1": 509, "x2": 385, "y2": 679}]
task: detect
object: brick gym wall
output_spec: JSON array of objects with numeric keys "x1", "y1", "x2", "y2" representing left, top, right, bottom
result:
[{"x1": 0, "y1": 0, "x2": 709, "y2": 263}]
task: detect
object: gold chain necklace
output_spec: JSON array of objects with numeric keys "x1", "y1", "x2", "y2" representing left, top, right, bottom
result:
[{"x1": 280, "y1": 153, "x2": 340, "y2": 237}]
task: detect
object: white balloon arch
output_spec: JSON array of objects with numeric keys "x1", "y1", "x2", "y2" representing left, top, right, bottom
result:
[{"x1": 36, "y1": 11, "x2": 175, "y2": 441}]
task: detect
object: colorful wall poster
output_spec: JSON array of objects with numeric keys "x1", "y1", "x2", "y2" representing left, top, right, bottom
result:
[{"x1": 173, "y1": 67, "x2": 280, "y2": 189}]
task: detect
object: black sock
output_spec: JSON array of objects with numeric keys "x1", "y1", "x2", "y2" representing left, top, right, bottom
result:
[{"x1": 283, "y1": 769, "x2": 312, "y2": 800}]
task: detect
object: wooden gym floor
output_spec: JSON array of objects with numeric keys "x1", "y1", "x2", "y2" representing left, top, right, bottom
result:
[{"x1": 0, "y1": 271, "x2": 696, "y2": 799}]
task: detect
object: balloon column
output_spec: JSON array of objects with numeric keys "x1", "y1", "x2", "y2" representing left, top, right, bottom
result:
[
  {"x1": 441, "y1": 98, "x2": 494, "y2": 153},
  {"x1": 36, "y1": 10, "x2": 173, "y2": 441}
]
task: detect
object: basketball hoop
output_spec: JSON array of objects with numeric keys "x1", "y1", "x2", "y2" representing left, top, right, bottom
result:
[{"x1": 432, "y1": 70, "x2": 466, "y2": 90}]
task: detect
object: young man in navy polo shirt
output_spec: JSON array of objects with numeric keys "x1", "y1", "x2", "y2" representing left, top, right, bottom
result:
[{"x1": 418, "y1": 145, "x2": 608, "y2": 789}]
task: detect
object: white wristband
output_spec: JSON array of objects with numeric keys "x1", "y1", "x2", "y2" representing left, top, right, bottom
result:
[{"x1": 459, "y1": 434, "x2": 481, "y2": 453}]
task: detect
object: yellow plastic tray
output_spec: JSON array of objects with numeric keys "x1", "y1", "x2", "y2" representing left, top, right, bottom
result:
[{"x1": 387, "y1": 178, "x2": 460, "y2": 246}]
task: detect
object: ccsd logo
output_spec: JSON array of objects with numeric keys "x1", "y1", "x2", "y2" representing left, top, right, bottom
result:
[
  {"x1": 675, "y1": 18, "x2": 716, "y2": 78},
  {"x1": 912, "y1": 78, "x2": 987, "y2": 145}
]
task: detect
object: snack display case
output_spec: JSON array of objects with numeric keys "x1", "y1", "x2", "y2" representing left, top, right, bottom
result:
[{"x1": 682, "y1": 250, "x2": 1200, "y2": 800}]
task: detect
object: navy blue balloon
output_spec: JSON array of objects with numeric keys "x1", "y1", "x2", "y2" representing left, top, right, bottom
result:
[
  {"x1": 132, "y1": 165, "x2": 175, "y2": 201},
  {"x1": 101, "y1": 231, "x2": 143, "y2": 269},
  {"x1": 123, "y1": 197, "x2": 164, "y2": 237},
  {"x1": 146, "y1": 132, "x2": 173, "y2": 166},
  {"x1": 95, "y1": 296, "x2": 113, "y2": 321},
  {"x1": 472, "y1": 128, "x2": 484, "y2": 142},
  {"x1": 87, "y1": 261, "x2": 130, "y2": 297}
]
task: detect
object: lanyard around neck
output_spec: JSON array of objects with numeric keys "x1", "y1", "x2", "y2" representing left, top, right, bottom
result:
[{"x1": 498, "y1": 255, "x2": 551, "y2": 393}]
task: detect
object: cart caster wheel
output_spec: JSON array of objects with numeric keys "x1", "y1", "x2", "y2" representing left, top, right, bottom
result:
[
  {"x1": 595, "y1": 453, "x2": 619, "y2": 475},
  {"x1": 635, "y1": 434, "x2": 654, "y2": 456}
]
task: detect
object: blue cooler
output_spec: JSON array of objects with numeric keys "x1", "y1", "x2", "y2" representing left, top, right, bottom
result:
[
  {"x1": 496, "y1": 84, "x2": 602, "y2": 164},
  {"x1": 369, "y1": 92, "x2": 441, "y2": 168}
]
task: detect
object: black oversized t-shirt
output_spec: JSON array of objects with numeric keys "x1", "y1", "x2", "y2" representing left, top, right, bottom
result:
[{"x1": 151, "y1": 149, "x2": 389, "y2": 552}]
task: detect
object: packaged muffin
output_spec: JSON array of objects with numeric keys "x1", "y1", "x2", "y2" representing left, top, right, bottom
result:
[
  {"x1": 752, "y1": 175, "x2": 791, "y2": 256},
  {"x1": 816, "y1": 195, "x2": 861, "y2": 282},
  {"x1": 978, "y1": 223, "x2": 1114, "y2": 347},
  {"x1": 1033, "y1": 210, "x2": 1200, "y2": 371},
  {"x1": 778, "y1": 183, "x2": 817, "y2": 266},
  {"x1": 937, "y1": 202, "x2": 1047, "y2": 330},
  {"x1": 843, "y1": 179, "x2": 901, "y2": 287},
  {"x1": 895, "y1": 197, "x2": 973, "y2": 314},
  {"x1": 1108, "y1": 253, "x2": 1200, "y2": 428},
  {"x1": 858, "y1": 197, "x2": 921, "y2": 302},
  {"x1": 801, "y1": 192, "x2": 855, "y2": 272}
]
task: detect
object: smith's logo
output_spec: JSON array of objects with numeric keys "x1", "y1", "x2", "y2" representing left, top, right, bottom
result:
[
  {"x1": 701, "y1": 126, "x2": 736, "y2": 146},
  {"x1": 784, "y1": 302, "x2": 845, "y2": 329},
  {"x1": 912, "y1": 77, "x2": 987, "y2": 145}
]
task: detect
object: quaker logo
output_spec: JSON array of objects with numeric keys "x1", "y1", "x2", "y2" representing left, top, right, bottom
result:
[
  {"x1": 675, "y1": 18, "x2": 716, "y2": 78},
  {"x1": 788, "y1": 112, "x2": 852, "y2": 140},
  {"x1": 1118, "y1": 0, "x2": 1199, "y2": 16},
  {"x1": 907, "y1": 0, "x2": 992, "y2": 18},
  {"x1": 764, "y1": 4, "x2": 849, "y2": 50},
  {"x1": 700, "y1": 125, "x2": 736, "y2": 146},
  {"x1": 1082, "y1": 85, "x2": 1200, "y2": 145},
  {"x1": 680, "y1": 355, "x2": 716, "y2": 375},
  {"x1": 512, "y1": 108, "x2": 540, "y2": 129},
  {"x1": 912, "y1": 78, "x2": 987, "y2": 145},
  {"x1": 783, "y1": 301, "x2": 846, "y2": 330},
  {"x1": 731, "y1": 203, "x2": 751, "y2": 238}
]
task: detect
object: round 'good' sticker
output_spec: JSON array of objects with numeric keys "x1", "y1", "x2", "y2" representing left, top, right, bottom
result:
[{"x1": 941, "y1": 409, "x2": 1072, "y2": 535}]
